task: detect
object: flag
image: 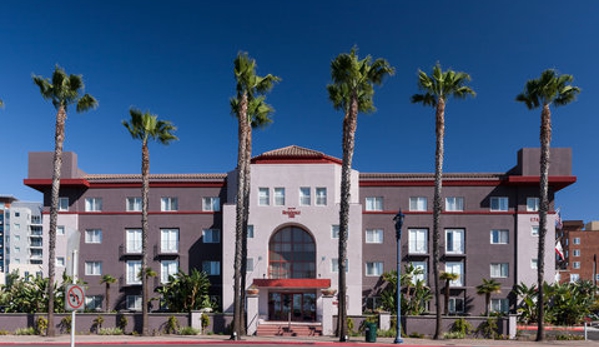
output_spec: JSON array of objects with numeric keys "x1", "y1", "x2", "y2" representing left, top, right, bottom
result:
[
  {"x1": 555, "y1": 240, "x2": 565, "y2": 261},
  {"x1": 555, "y1": 208, "x2": 563, "y2": 230}
]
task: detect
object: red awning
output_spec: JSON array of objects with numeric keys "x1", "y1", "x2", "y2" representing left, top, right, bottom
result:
[{"x1": 252, "y1": 278, "x2": 331, "y2": 289}]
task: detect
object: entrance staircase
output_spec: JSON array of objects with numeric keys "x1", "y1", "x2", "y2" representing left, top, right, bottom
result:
[{"x1": 256, "y1": 322, "x2": 323, "y2": 337}]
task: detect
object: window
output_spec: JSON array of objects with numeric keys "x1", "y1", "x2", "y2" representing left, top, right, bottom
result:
[
  {"x1": 491, "y1": 299, "x2": 509, "y2": 314},
  {"x1": 331, "y1": 258, "x2": 349, "y2": 273},
  {"x1": 573, "y1": 237, "x2": 581, "y2": 245},
  {"x1": 85, "y1": 229, "x2": 102, "y2": 244},
  {"x1": 85, "y1": 198, "x2": 103, "y2": 212},
  {"x1": 202, "y1": 229, "x2": 221, "y2": 243},
  {"x1": 274, "y1": 188, "x2": 285, "y2": 206},
  {"x1": 57, "y1": 225, "x2": 65, "y2": 235},
  {"x1": 247, "y1": 258, "x2": 254, "y2": 272},
  {"x1": 56, "y1": 257, "x2": 65, "y2": 267},
  {"x1": 202, "y1": 197, "x2": 220, "y2": 212},
  {"x1": 573, "y1": 249, "x2": 580, "y2": 257},
  {"x1": 126, "y1": 197, "x2": 142, "y2": 212},
  {"x1": 570, "y1": 274, "x2": 580, "y2": 283},
  {"x1": 126, "y1": 260, "x2": 142, "y2": 284},
  {"x1": 527, "y1": 197, "x2": 539, "y2": 212},
  {"x1": 258, "y1": 188, "x2": 270, "y2": 206},
  {"x1": 58, "y1": 197, "x2": 69, "y2": 211},
  {"x1": 203, "y1": 261, "x2": 220, "y2": 275},
  {"x1": 299, "y1": 187, "x2": 311, "y2": 206},
  {"x1": 411, "y1": 261, "x2": 428, "y2": 284},
  {"x1": 445, "y1": 197, "x2": 464, "y2": 211},
  {"x1": 13, "y1": 246, "x2": 20, "y2": 253},
  {"x1": 315, "y1": 188, "x2": 327, "y2": 206},
  {"x1": 490, "y1": 197, "x2": 508, "y2": 211},
  {"x1": 490, "y1": 263, "x2": 509, "y2": 278},
  {"x1": 365, "y1": 262, "x2": 383, "y2": 276},
  {"x1": 531, "y1": 259, "x2": 538, "y2": 269},
  {"x1": 161, "y1": 197, "x2": 178, "y2": 211},
  {"x1": 448, "y1": 298, "x2": 464, "y2": 314},
  {"x1": 331, "y1": 225, "x2": 340, "y2": 239},
  {"x1": 573, "y1": 262, "x2": 581, "y2": 269},
  {"x1": 161, "y1": 229, "x2": 179, "y2": 253},
  {"x1": 126, "y1": 295, "x2": 142, "y2": 311},
  {"x1": 490, "y1": 229, "x2": 508, "y2": 244},
  {"x1": 126, "y1": 229, "x2": 142, "y2": 253},
  {"x1": 531, "y1": 226, "x2": 539, "y2": 236},
  {"x1": 365, "y1": 229, "x2": 383, "y2": 244},
  {"x1": 445, "y1": 262, "x2": 463, "y2": 286},
  {"x1": 445, "y1": 229, "x2": 464, "y2": 254},
  {"x1": 409, "y1": 229, "x2": 428, "y2": 254},
  {"x1": 85, "y1": 295, "x2": 103, "y2": 311},
  {"x1": 365, "y1": 197, "x2": 383, "y2": 211},
  {"x1": 85, "y1": 261, "x2": 102, "y2": 276},
  {"x1": 409, "y1": 197, "x2": 427, "y2": 211},
  {"x1": 161, "y1": 260, "x2": 178, "y2": 284},
  {"x1": 247, "y1": 225, "x2": 254, "y2": 238},
  {"x1": 13, "y1": 223, "x2": 20, "y2": 231}
]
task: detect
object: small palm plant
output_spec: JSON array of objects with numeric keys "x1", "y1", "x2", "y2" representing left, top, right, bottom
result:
[
  {"x1": 440, "y1": 272, "x2": 460, "y2": 315},
  {"x1": 476, "y1": 278, "x2": 502, "y2": 316}
]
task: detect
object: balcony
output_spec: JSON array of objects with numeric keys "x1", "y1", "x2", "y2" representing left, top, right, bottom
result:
[
  {"x1": 153, "y1": 244, "x2": 179, "y2": 259},
  {"x1": 119, "y1": 244, "x2": 142, "y2": 259}
]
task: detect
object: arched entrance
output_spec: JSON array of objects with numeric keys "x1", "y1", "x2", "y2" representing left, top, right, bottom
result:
[{"x1": 267, "y1": 226, "x2": 316, "y2": 321}]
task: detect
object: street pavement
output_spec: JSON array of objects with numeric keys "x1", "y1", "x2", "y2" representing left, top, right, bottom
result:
[{"x1": 0, "y1": 333, "x2": 596, "y2": 346}]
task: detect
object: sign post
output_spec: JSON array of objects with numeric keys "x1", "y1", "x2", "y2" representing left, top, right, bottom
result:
[{"x1": 65, "y1": 247, "x2": 81, "y2": 347}]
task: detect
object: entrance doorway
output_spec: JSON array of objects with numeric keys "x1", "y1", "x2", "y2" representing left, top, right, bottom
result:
[{"x1": 268, "y1": 292, "x2": 316, "y2": 322}]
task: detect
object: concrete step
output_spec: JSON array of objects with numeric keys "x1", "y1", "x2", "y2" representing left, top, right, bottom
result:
[{"x1": 256, "y1": 323, "x2": 323, "y2": 337}]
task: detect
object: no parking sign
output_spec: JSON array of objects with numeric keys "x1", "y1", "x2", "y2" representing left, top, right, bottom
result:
[{"x1": 65, "y1": 284, "x2": 85, "y2": 311}]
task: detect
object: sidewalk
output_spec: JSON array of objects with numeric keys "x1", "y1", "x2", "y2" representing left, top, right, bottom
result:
[{"x1": 0, "y1": 333, "x2": 596, "y2": 346}]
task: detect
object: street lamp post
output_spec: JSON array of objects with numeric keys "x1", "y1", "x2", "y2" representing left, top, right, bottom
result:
[{"x1": 393, "y1": 209, "x2": 405, "y2": 344}]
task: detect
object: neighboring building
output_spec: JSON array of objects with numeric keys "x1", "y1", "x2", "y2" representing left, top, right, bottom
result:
[
  {"x1": 24, "y1": 146, "x2": 575, "y2": 322},
  {"x1": 559, "y1": 220, "x2": 599, "y2": 284},
  {"x1": 0, "y1": 195, "x2": 44, "y2": 283}
]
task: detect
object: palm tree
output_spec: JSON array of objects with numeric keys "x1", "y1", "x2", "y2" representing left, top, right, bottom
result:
[
  {"x1": 476, "y1": 278, "x2": 501, "y2": 316},
  {"x1": 100, "y1": 275, "x2": 117, "y2": 313},
  {"x1": 327, "y1": 47, "x2": 394, "y2": 342},
  {"x1": 516, "y1": 69, "x2": 580, "y2": 341},
  {"x1": 32, "y1": 65, "x2": 97, "y2": 336},
  {"x1": 123, "y1": 108, "x2": 177, "y2": 335},
  {"x1": 411, "y1": 63, "x2": 475, "y2": 339},
  {"x1": 439, "y1": 271, "x2": 460, "y2": 315},
  {"x1": 230, "y1": 52, "x2": 279, "y2": 339}
]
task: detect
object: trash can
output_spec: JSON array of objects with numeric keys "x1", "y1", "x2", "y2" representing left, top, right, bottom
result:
[{"x1": 365, "y1": 322, "x2": 377, "y2": 343}]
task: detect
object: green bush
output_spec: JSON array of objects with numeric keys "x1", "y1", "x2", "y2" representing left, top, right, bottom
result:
[
  {"x1": 165, "y1": 315, "x2": 180, "y2": 334},
  {"x1": 15, "y1": 327, "x2": 36, "y2": 335},
  {"x1": 201, "y1": 313, "x2": 210, "y2": 331},
  {"x1": 179, "y1": 326, "x2": 200, "y2": 335},
  {"x1": 98, "y1": 327, "x2": 123, "y2": 335},
  {"x1": 36, "y1": 316, "x2": 48, "y2": 335},
  {"x1": 117, "y1": 315, "x2": 128, "y2": 332}
]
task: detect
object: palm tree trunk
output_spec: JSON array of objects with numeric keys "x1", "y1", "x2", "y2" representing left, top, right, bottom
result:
[
  {"x1": 232, "y1": 92, "x2": 248, "y2": 339},
  {"x1": 240, "y1": 118, "x2": 252, "y2": 335},
  {"x1": 433, "y1": 99, "x2": 445, "y2": 339},
  {"x1": 141, "y1": 142, "x2": 150, "y2": 336},
  {"x1": 337, "y1": 95, "x2": 358, "y2": 342},
  {"x1": 47, "y1": 106, "x2": 67, "y2": 337},
  {"x1": 105, "y1": 283, "x2": 111, "y2": 313},
  {"x1": 536, "y1": 104, "x2": 551, "y2": 342}
]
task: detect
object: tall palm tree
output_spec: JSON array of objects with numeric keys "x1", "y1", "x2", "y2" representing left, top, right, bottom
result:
[
  {"x1": 476, "y1": 278, "x2": 501, "y2": 316},
  {"x1": 516, "y1": 69, "x2": 580, "y2": 341},
  {"x1": 100, "y1": 275, "x2": 117, "y2": 313},
  {"x1": 411, "y1": 63, "x2": 475, "y2": 339},
  {"x1": 439, "y1": 271, "x2": 460, "y2": 315},
  {"x1": 327, "y1": 47, "x2": 394, "y2": 342},
  {"x1": 229, "y1": 52, "x2": 279, "y2": 339},
  {"x1": 32, "y1": 65, "x2": 97, "y2": 336},
  {"x1": 123, "y1": 108, "x2": 177, "y2": 335}
]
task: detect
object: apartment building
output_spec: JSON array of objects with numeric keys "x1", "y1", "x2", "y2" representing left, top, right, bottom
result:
[
  {"x1": 0, "y1": 196, "x2": 44, "y2": 283},
  {"x1": 559, "y1": 220, "x2": 599, "y2": 284},
  {"x1": 24, "y1": 146, "x2": 575, "y2": 321}
]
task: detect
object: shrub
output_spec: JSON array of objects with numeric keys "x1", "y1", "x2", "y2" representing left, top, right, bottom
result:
[
  {"x1": 201, "y1": 313, "x2": 210, "y2": 331},
  {"x1": 165, "y1": 315, "x2": 179, "y2": 334},
  {"x1": 179, "y1": 326, "x2": 200, "y2": 335},
  {"x1": 15, "y1": 327, "x2": 36, "y2": 335},
  {"x1": 36, "y1": 316, "x2": 48, "y2": 335},
  {"x1": 477, "y1": 317, "x2": 499, "y2": 339},
  {"x1": 60, "y1": 316, "x2": 72, "y2": 334},
  {"x1": 98, "y1": 327, "x2": 123, "y2": 335},
  {"x1": 117, "y1": 315, "x2": 128, "y2": 332},
  {"x1": 449, "y1": 317, "x2": 473, "y2": 339}
]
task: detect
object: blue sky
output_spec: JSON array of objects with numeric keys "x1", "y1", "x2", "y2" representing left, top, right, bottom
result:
[{"x1": 0, "y1": 1, "x2": 597, "y2": 221}]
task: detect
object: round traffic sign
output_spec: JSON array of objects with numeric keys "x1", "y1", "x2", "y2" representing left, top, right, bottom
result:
[{"x1": 66, "y1": 284, "x2": 85, "y2": 311}]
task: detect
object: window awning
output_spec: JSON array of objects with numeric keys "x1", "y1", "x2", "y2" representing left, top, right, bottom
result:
[{"x1": 252, "y1": 278, "x2": 331, "y2": 289}]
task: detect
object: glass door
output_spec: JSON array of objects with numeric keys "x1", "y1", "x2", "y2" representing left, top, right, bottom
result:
[{"x1": 268, "y1": 291, "x2": 316, "y2": 321}]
